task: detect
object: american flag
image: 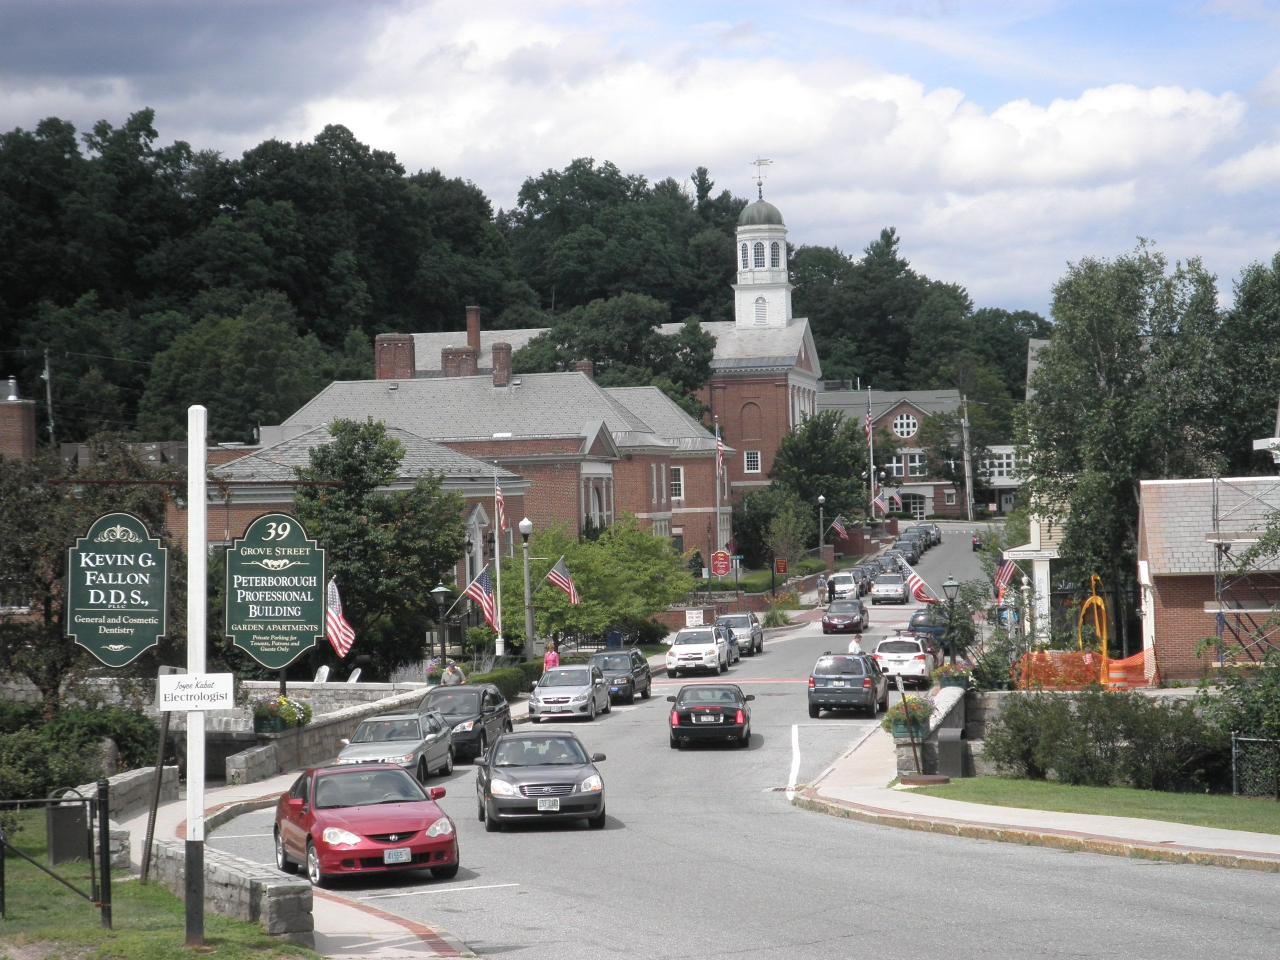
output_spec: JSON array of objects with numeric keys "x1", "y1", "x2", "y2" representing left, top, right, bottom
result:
[
  {"x1": 546, "y1": 555, "x2": 580, "y2": 604},
  {"x1": 864, "y1": 410, "x2": 873, "y2": 445},
  {"x1": 494, "y1": 478, "x2": 508, "y2": 532},
  {"x1": 716, "y1": 431, "x2": 725, "y2": 477},
  {"x1": 901, "y1": 561, "x2": 934, "y2": 603},
  {"x1": 830, "y1": 517, "x2": 849, "y2": 541},
  {"x1": 995, "y1": 559, "x2": 1016, "y2": 605},
  {"x1": 325, "y1": 578, "x2": 356, "y2": 658},
  {"x1": 464, "y1": 565, "x2": 499, "y2": 631},
  {"x1": 890, "y1": 490, "x2": 903, "y2": 511},
  {"x1": 872, "y1": 490, "x2": 888, "y2": 515}
]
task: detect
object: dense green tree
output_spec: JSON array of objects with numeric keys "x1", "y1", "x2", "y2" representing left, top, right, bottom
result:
[
  {"x1": 769, "y1": 411, "x2": 868, "y2": 539},
  {"x1": 732, "y1": 486, "x2": 811, "y2": 569},
  {"x1": 293, "y1": 420, "x2": 467, "y2": 679}
]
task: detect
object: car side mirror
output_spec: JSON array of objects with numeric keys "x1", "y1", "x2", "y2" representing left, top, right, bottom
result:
[
  {"x1": 745, "y1": 694, "x2": 755, "y2": 701},
  {"x1": 666, "y1": 696, "x2": 676, "y2": 702},
  {"x1": 339, "y1": 737, "x2": 350, "y2": 747},
  {"x1": 429, "y1": 787, "x2": 447, "y2": 800},
  {"x1": 591, "y1": 752, "x2": 606, "y2": 762},
  {"x1": 287, "y1": 797, "x2": 304, "y2": 811}
]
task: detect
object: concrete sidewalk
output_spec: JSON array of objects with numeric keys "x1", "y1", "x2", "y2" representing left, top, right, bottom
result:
[
  {"x1": 795, "y1": 726, "x2": 1280, "y2": 872},
  {"x1": 118, "y1": 775, "x2": 478, "y2": 958}
]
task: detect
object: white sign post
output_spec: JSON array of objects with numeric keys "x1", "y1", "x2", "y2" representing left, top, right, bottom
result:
[
  {"x1": 157, "y1": 673, "x2": 233, "y2": 712},
  {"x1": 186, "y1": 405, "x2": 207, "y2": 947}
]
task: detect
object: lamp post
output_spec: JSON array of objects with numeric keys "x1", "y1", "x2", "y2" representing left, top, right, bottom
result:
[
  {"x1": 942, "y1": 574, "x2": 960, "y2": 665},
  {"x1": 1020, "y1": 575, "x2": 1033, "y2": 645},
  {"x1": 430, "y1": 581, "x2": 450, "y2": 662},
  {"x1": 817, "y1": 494, "x2": 825, "y2": 557},
  {"x1": 519, "y1": 517, "x2": 536, "y2": 661}
]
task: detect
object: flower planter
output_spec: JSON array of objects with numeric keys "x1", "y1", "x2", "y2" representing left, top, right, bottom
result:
[
  {"x1": 890, "y1": 721, "x2": 928, "y2": 739},
  {"x1": 254, "y1": 715, "x2": 289, "y2": 734},
  {"x1": 938, "y1": 676, "x2": 970, "y2": 690}
]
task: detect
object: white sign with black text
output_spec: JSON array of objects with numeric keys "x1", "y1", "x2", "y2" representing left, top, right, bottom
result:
[{"x1": 157, "y1": 672, "x2": 234, "y2": 711}]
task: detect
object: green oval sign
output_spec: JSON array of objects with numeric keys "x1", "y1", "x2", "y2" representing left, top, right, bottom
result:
[
  {"x1": 225, "y1": 513, "x2": 326, "y2": 670},
  {"x1": 67, "y1": 512, "x2": 169, "y2": 668}
]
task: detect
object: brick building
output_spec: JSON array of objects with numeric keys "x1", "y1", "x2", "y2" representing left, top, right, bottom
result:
[{"x1": 0, "y1": 376, "x2": 37, "y2": 462}]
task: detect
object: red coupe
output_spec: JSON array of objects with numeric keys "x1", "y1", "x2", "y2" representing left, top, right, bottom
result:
[{"x1": 274, "y1": 764, "x2": 458, "y2": 887}]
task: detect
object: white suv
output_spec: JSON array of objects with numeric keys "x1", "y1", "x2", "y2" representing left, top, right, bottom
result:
[
  {"x1": 872, "y1": 636, "x2": 933, "y2": 688},
  {"x1": 870, "y1": 573, "x2": 908, "y2": 604},
  {"x1": 665, "y1": 627, "x2": 730, "y2": 678},
  {"x1": 829, "y1": 572, "x2": 857, "y2": 600}
]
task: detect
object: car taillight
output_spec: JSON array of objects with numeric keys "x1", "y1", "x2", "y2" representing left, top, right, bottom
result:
[
  {"x1": 862, "y1": 677, "x2": 872, "y2": 689},
  {"x1": 735, "y1": 709, "x2": 745, "y2": 724},
  {"x1": 670, "y1": 711, "x2": 680, "y2": 727},
  {"x1": 914, "y1": 654, "x2": 928, "y2": 661},
  {"x1": 873, "y1": 653, "x2": 883, "y2": 660},
  {"x1": 808, "y1": 676, "x2": 815, "y2": 689}
]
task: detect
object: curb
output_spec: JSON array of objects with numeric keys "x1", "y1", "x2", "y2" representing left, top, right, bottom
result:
[{"x1": 791, "y1": 788, "x2": 1280, "y2": 873}]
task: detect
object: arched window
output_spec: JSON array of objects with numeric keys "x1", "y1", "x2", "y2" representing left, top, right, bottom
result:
[
  {"x1": 740, "y1": 243, "x2": 749, "y2": 270},
  {"x1": 770, "y1": 242, "x2": 780, "y2": 268},
  {"x1": 753, "y1": 242, "x2": 765, "y2": 268},
  {"x1": 741, "y1": 401, "x2": 762, "y2": 440},
  {"x1": 754, "y1": 296, "x2": 767, "y2": 325},
  {"x1": 892, "y1": 413, "x2": 919, "y2": 438}
]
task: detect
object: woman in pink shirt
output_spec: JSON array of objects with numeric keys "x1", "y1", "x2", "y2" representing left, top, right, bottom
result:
[{"x1": 542, "y1": 640, "x2": 560, "y2": 673}]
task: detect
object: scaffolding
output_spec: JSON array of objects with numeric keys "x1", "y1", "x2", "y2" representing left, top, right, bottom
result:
[{"x1": 1209, "y1": 475, "x2": 1280, "y2": 663}]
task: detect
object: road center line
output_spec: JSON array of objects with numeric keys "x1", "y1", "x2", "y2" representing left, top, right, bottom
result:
[
  {"x1": 785, "y1": 723, "x2": 801, "y2": 801},
  {"x1": 359, "y1": 882, "x2": 520, "y2": 901}
]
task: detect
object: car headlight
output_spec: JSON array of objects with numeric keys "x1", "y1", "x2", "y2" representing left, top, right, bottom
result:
[
  {"x1": 387, "y1": 753, "x2": 415, "y2": 764},
  {"x1": 489, "y1": 778, "x2": 518, "y2": 797},
  {"x1": 454, "y1": 719, "x2": 475, "y2": 732},
  {"x1": 579, "y1": 774, "x2": 603, "y2": 793},
  {"x1": 321, "y1": 827, "x2": 362, "y2": 847},
  {"x1": 703, "y1": 651, "x2": 717, "y2": 660},
  {"x1": 571, "y1": 693, "x2": 588, "y2": 703},
  {"x1": 425, "y1": 817, "x2": 454, "y2": 838}
]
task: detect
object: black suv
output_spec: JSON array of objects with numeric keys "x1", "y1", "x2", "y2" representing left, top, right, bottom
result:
[
  {"x1": 419, "y1": 683, "x2": 512, "y2": 762},
  {"x1": 588, "y1": 649, "x2": 654, "y2": 704},
  {"x1": 807, "y1": 652, "x2": 888, "y2": 718}
]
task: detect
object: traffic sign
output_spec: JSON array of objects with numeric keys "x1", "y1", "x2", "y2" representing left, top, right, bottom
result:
[
  {"x1": 67, "y1": 512, "x2": 168, "y2": 668},
  {"x1": 225, "y1": 513, "x2": 326, "y2": 670},
  {"x1": 774, "y1": 557, "x2": 788, "y2": 576},
  {"x1": 711, "y1": 550, "x2": 731, "y2": 577}
]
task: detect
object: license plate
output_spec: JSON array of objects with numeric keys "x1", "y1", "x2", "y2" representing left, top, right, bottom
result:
[
  {"x1": 609, "y1": 686, "x2": 619, "y2": 693},
  {"x1": 383, "y1": 847, "x2": 412, "y2": 865},
  {"x1": 695, "y1": 713, "x2": 719, "y2": 723},
  {"x1": 537, "y1": 797, "x2": 560, "y2": 812},
  {"x1": 832, "y1": 680, "x2": 846, "y2": 687}
]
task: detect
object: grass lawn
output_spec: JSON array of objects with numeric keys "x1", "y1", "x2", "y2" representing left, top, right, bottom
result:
[
  {"x1": 0, "y1": 810, "x2": 314, "y2": 960},
  {"x1": 913, "y1": 777, "x2": 1280, "y2": 835}
]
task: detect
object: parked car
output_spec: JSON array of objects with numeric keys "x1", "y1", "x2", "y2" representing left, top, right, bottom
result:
[
  {"x1": 923, "y1": 523, "x2": 943, "y2": 546},
  {"x1": 901, "y1": 528, "x2": 931, "y2": 552},
  {"x1": 475, "y1": 730, "x2": 606, "y2": 831},
  {"x1": 665, "y1": 626, "x2": 730, "y2": 677},
  {"x1": 828, "y1": 571, "x2": 858, "y2": 600},
  {"x1": 274, "y1": 764, "x2": 457, "y2": 886},
  {"x1": 419, "y1": 684, "x2": 512, "y2": 762},
  {"x1": 891, "y1": 539, "x2": 921, "y2": 564},
  {"x1": 336, "y1": 711, "x2": 454, "y2": 782},
  {"x1": 851, "y1": 566, "x2": 876, "y2": 595},
  {"x1": 872, "y1": 636, "x2": 934, "y2": 688},
  {"x1": 588, "y1": 649, "x2": 653, "y2": 703},
  {"x1": 529, "y1": 665, "x2": 611, "y2": 722},
  {"x1": 667, "y1": 684, "x2": 754, "y2": 749},
  {"x1": 716, "y1": 612, "x2": 764, "y2": 656},
  {"x1": 883, "y1": 550, "x2": 908, "y2": 572},
  {"x1": 807, "y1": 653, "x2": 888, "y2": 718},
  {"x1": 908, "y1": 607, "x2": 950, "y2": 652},
  {"x1": 871, "y1": 573, "x2": 908, "y2": 604},
  {"x1": 822, "y1": 599, "x2": 868, "y2": 634}
]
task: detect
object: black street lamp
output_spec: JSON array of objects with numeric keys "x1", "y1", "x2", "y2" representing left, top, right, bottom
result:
[
  {"x1": 430, "y1": 581, "x2": 451, "y2": 661},
  {"x1": 817, "y1": 494, "x2": 825, "y2": 552},
  {"x1": 519, "y1": 517, "x2": 536, "y2": 661},
  {"x1": 941, "y1": 574, "x2": 960, "y2": 665}
]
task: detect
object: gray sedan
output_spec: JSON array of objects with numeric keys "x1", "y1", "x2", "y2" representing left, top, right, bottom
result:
[
  {"x1": 528, "y1": 665, "x2": 611, "y2": 722},
  {"x1": 475, "y1": 730, "x2": 606, "y2": 831},
  {"x1": 336, "y1": 710, "x2": 455, "y2": 782}
]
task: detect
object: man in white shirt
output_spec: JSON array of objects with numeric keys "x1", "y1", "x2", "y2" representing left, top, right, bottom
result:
[{"x1": 847, "y1": 636, "x2": 864, "y2": 655}]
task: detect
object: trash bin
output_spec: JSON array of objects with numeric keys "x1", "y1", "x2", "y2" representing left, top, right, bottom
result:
[
  {"x1": 47, "y1": 801, "x2": 90, "y2": 864},
  {"x1": 936, "y1": 727, "x2": 964, "y2": 779},
  {"x1": 605, "y1": 629, "x2": 623, "y2": 650}
]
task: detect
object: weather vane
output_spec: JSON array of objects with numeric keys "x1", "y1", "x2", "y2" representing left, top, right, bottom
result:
[{"x1": 750, "y1": 157, "x2": 772, "y2": 200}]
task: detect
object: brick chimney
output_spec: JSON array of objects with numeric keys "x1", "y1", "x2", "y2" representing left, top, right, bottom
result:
[
  {"x1": 441, "y1": 346, "x2": 478, "y2": 378},
  {"x1": 492, "y1": 342, "x2": 512, "y2": 387},
  {"x1": 374, "y1": 333, "x2": 415, "y2": 380},
  {"x1": 0, "y1": 376, "x2": 37, "y2": 461},
  {"x1": 466, "y1": 305, "x2": 481, "y2": 354},
  {"x1": 574, "y1": 359, "x2": 594, "y2": 380}
]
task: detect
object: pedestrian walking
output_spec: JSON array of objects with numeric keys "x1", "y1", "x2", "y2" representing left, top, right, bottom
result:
[
  {"x1": 440, "y1": 660, "x2": 466, "y2": 685},
  {"x1": 846, "y1": 636, "x2": 864, "y2": 655},
  {"x1": 816, "y1": 573, "x2": 827, "y2": 606},
  {"x1": 827, "y1": 577, "x2": 837, "y2": 604},
  {"x1": 543, "y1": 639, "x2": 560, "y2": 674}
]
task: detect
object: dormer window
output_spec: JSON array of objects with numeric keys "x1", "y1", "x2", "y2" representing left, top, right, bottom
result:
[
  {"x1": 770, "y1": 242, "x2": 780, "y2": 268},
  {"x1": 753, "y1": 242, "x2": 765, "y2": 269},
  {"x1": 740, "y1": 243, "x2": 749, "y2": 270}
]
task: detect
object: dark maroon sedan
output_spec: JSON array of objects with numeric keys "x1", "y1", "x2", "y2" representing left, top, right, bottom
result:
[
  {"x1": 821, "y1": 599, "x2": 867, "y2": 634},
  {"x1": 274, "y1": 764, "x2": 458, "y2": 887},
  {"x1": 668, "y1": 684, "x2": 754, "y2": 749}
]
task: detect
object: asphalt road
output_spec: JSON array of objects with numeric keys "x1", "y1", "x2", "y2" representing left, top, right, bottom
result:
[{"x1": 208, "y1": 524, "x2": 1280, "y2": 958}]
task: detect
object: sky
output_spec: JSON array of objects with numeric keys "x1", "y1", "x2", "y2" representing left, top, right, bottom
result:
[{"x1": 3, "y1": 0, "x2": 1279, "y2": 315}]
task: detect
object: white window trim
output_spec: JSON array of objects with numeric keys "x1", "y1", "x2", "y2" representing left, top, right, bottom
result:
[
  {"x1": 892, "y1": 413, "x2": 918, "y2": 439},
  {"x1": 945, "y1": 490, "x2": 957, "y2": 506},
  {"x1": 908, "y1": 453, "x2": 926, "y2": 477},
  {"x1": 670, "y1": 465, "x2": 684, "y2": 501},
  {"x1": 744, "y1": 450, "x2": 762, "y2": 474}
]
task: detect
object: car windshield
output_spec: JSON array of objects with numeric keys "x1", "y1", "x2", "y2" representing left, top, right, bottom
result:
[
  {"x1": 673, "y1": 631, "x2": 716, "y2": 645},
  {"x1": 876, "y1": 575, "x2": 904, "y2": 585},
  {"x1": 814, "y1": 656, "x2": 865, "y2": 676},
  {"x1": 593, "y1": 655, "x2": 632, "y2": 672},
  {"x1": 314, "y1": 769, "x2": 426, "y2": 808},
  {"x1": 541, "y1": 669, "x2": 591, "y2": 687},
  {"x1": 425, "y1": 689, "x2": 480, "y2": 713},
  {"x1": 676, "y1": 686, "x2": 741, "y2": 705},
  {"x1": 831, "y1": 575, "x2": 853, "y2": 583},
  {"x1": 350, "y1": 719, "x2": 421, "y2": 743},
  {"x1": 878, "y1": 640, "x2": 923, "y2": 654},
  {"x1": 719, "y1": 616, "x2": 750, "y2": 628},
  {"x1": 492, "y1": 737, "x2": 587, "y2": 767},
  {"x1": 827, "y1": 602, "x2": 859, "y2": 614}
]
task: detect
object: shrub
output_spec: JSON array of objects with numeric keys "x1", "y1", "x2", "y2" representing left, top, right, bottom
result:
[
  {"x1": 44, "y1": 704, "x2": 158, "y2": 769},
  {"x1": 464, "y1": 667, "x2": 527, "y2": 701}
]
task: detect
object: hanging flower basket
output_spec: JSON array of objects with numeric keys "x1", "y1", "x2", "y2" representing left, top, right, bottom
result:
[{"x1": 251, "y1": 694, "x2": 312, "y2": 733}]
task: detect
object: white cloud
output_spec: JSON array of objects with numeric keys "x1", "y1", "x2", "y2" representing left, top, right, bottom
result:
[{"x1": 1212, "y1": 141, "x2": 1280, "y2": 193}]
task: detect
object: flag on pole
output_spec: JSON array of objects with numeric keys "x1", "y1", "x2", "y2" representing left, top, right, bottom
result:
[
  {"x1": 890, "y1": 490, "x2": 903, "y2": 511},
  {"x1": 716, "y1": 431, "x2": 725, "y2": 477},
  {"x1": 872, "y1": 489, "x2": 888, "y2": 515},
  {"x1": 830, "y1": 517, "x2": 849, "y2": 541},
  {"x1": 864, "y1": 410, "x2": 873, "y2": 445},
  {"x1": 494, "y1": 477, "x2": 508, "y2": 532},
  {"x1": 901, "y1": 561, "x2": 935, "y2": 603},
  {"x1": 995, "y1": 559, "x2": 1016, "y2": 605},
  {"x1": 463, "y1": 565, "x2": 499, "y2": 631},
  {"x1": 546, "y1": 555, "x2": 581, "y2": 605},
  {"x1": 325, "y1": 577, "x2": 356, "y2": 658}
]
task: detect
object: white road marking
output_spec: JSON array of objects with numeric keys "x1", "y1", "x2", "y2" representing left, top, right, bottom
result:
[
  {"x1": 785, "y1": 723, "x2": 801, "y2": 801},
  {"x1": 359, "y1": 882, "x2": 520, "y2": 901}
]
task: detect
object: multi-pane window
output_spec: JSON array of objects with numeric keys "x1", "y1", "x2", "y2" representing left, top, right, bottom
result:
[
  {"x1": 770, "y1": 242, "x2": 780, "y2": 267},
  {"x1": 753, "y1": 242, "x2": 765, "y2": 268},
  {"x1": 670, "y1": 466, "x2": 684, "y2": 500},
  {"x1": 908, "y1": 453, "x2": 926, "y2": 477},
  {"x1": 888, "y1": 456, "x2": 905, "y2": 477},
  {"x1": 892, "y1": 413, "x2": 918, "y2": 438},
  {"x1": 983, "y1": 451, "x2": 1017, "y2": 478},
  {"x1": 744, "y1": 450, "x2": 761, "y2": 474},
  {"x1": 740, "y1": 243, "x2": 749, "y2": 270}
]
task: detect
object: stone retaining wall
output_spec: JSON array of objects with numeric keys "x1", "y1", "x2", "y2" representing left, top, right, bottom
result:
[
  {"x1": 893, "y1": 686, "x2": 966, "y2": 777},
  {"x1": 68, "y1": 765, "x2": 179, "y2": 821},
  {"x1": 150, "y1": 838, "x2": 313, "y2": 944}
]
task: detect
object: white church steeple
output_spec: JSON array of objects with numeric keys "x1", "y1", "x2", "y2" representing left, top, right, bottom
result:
[{"x1": 733, "y1": 161, "x2": 793, "y2": 329}]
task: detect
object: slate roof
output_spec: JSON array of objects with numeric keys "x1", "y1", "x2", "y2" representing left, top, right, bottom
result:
[
  {"x1": 212, "y1": 425, "x2": 516, "y2": 483},
  {"x1": 818, "y1": 389, "x2": 963, "y2": 420},
  {"x1": 411, "y1": 328, "x2": 549, "y2": 375},
  {"x1": 1140, "y1": 477, "x2": 1280, "y2": 576},
  {"x1": 281, "y1": 372, "x2": 667, "y2": 448},
  {"x1": 657, "y1": 320, "x2": 812, "y2": 372},
  {"x1": 605, "y1": 386, "x2": 719, "y2": 452}
]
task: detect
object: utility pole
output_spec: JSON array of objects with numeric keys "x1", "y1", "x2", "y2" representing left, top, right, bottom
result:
[
  {"x1": 42, "y1": 349, "x2": 55, "y2": 445},
  {"x1": 961, "y1": 394, "x2": 975, "y2": 523}
]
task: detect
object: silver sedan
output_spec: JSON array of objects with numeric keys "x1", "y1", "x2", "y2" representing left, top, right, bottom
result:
[
  {"x1": 336, "y1": 710, "x2": 455, "y2": 782},
  {"x1": 528, "y1": 665, "x2": 612, "y2": 722}
]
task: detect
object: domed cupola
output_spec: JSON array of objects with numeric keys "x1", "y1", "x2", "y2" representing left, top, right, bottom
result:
[
  {"x1": 733, "y1": 173, "x2": 792, "y2": 329},
  {"x1": 738, "y1": 199, "x2": 784, "y2": 227}
]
